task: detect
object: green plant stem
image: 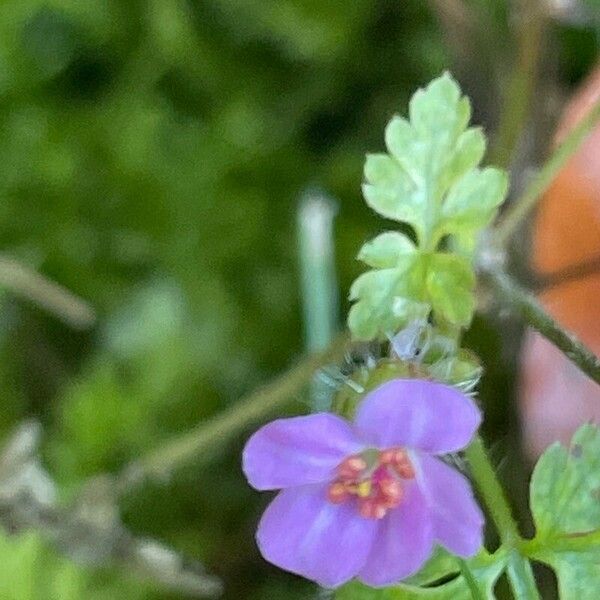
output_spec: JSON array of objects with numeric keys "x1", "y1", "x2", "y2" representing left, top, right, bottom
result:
[
  {"x1": 0, "y1": 254, "x2": 95, "y2": 329},
  {"x1": 466, "y1": 436, "x2": 520, "y2": 544},
  {"x1": 457, "y1": 558, "x2": 486, "y2": 600},
  {"x1": 494, "y1": 96, "x2": 600, "y2": 245},
  {"x1": 490, "y1": 0, "x2": 546, "y2": 168},
  {"x1": 466, "y1": 436, "x2": 540, "y2": 599},
  {"x1": 115, "y1": 335, "x2": 348, "y2": 495},
  {"x1": 485, "y1": 270, "x2": 600, "y2": 385},
  {"x1": 506, "y1": 550, "x2": 541, "y2": 600}
]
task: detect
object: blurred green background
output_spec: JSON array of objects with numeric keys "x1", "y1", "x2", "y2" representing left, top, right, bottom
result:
[{"x1": 0, "y1": 1, "x2": 597, "y2": 598}]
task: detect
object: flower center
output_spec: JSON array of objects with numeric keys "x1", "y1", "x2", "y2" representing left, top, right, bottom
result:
[{"x1": 326, "y1": 448, "x2": 415, "y2": 519}]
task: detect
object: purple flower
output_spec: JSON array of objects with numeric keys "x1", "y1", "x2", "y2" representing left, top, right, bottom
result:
[{"x1": 242, "y1": 378, "x2": 484, "y2": 588}]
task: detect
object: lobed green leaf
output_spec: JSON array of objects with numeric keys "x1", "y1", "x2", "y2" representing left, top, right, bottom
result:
[
  {"x1": 528, "y1": 424, "x2": 600, "y2": 599},
  {"x1": 349, "y1": 72, "x2": 508, "y2": 340},
  {"x1": 531, "y1": 423, "x2": 600, "y2": 536}
]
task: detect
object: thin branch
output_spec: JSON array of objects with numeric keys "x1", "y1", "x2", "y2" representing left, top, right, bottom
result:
[
  {"x1": 506, "y1": 549, "x2": 541, "y2": 600},
  {"x1": 466, "y1": 436, "x2": 540, "y2": 599},
  {"x1": 457, "y1": 557, "x2": 486, "y2": 600},
  {"x1": 521, "y1": 528, "x2": 600, "y2": 556},
  {"x1": 533, "y1": 254, "x2": 600, "y2": 290},
  {"x1": 494, "y1": 96, "x2": 600, "y2": 245},
  {"x1": 0, "y1": 422, "x2": 221, "y2": 598},
  {"x1": 0, "y1": 255, "x2": 95, "y2": 329},
  {"x1": 115, "y1": 335, "x2": 349, "y2": 494},
  {"x1": 490, "y1": 0, "x2": 547, "y2": 167},
  {"x1": 466, "y1": 436, "x2": 521, "y2": 545},
  {"x1": 484, "y1": 270, "x2": 600, "y2": 385}
]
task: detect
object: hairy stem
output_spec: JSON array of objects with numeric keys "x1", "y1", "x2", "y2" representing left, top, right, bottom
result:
[
  {"x1": 485, "y1": 270, "x2": 600, "y2": 385},
  {"x1": 466, "y1": 436, "x2": 540, "y2": 599},
  {"x1": 494, "y1": 96, "x2": 600, "y2": 245},
  {"x1": 115, "y1": 335, "x2": 348, "y2": 494},
  {"x1": 466, "y1": 436, "x2": 521, "y2": 544}
]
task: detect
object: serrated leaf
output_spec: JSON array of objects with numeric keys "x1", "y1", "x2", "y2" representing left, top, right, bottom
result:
[
  {"x1": 348, "y1": 254, "x2": 428, "y2": 341},
  {"x1": 349, "y1": 250, "x2": 475, "y2": 339},
  {"x1": 351, "y1": 72, "x2": 507, "y2": 341},
  {"x1": 362, "y1": 154, "x2": 419, "y2": 225},
  {"x1": 426, "y1": 253, "x2": 475, "y2": 327},
  {"x1": 531, "y1": 424, "x2": 600, "y2": 536},
  {"x1": 364, "y1": 72, "x2": 499, "y2": 248},
  {"x1": 358, "y1": 231, "x2": 416, "y2": 269},
  {"x1": 527, "y1": 425, "x2": 600, "y2": 600},
  {"x1": 437, "y1": 168, "x2": 508, "y2": 239},
  {"x1": 441, "y1": 128, "x2": 486, "y2": 192},
  {"x1": 334, "y1": 551, "x2": 504, "y2": 600}
]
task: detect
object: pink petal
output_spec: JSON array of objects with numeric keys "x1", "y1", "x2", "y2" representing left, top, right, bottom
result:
[
  {"x1": 415, "y1": 453, "x2": 484, "y2": 557},
  {"x1": 354, "y1": 379, "x2": 481, "y2": 453},
  {"x1": 243, "y1": 414, "x2": 363, "y2": 490},
  {"x1": 358, "y1": 482, "x2": 434, "y2": 586},
  {"x1": 256, "y1": 484, "x2": 378, "y2": 588}
]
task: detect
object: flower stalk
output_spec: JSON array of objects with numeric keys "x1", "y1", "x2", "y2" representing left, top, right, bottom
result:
[
  {"x1": 465, "y1": 436, "x2": 540, "y2": 599},
  {"x1": 115, "y1": 335, "x2": 348, "y2": 495},
  {"x1": 494, "y1": 96, "x2": 600, "y2": 245},
  {"x1": 484, "y1": 270, "x2": 600, "y2": 385}
]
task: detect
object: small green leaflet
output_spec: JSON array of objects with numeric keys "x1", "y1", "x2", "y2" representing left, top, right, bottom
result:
[
  {"x1": 349, "y1": 73, "x2": 508, "y2": 341},
  {"x1": 333, "y1": 550, "x2": 504, "y2": 599},
  {"x1": 528, "y1": 424, "x2": 600, "y2": 599}
]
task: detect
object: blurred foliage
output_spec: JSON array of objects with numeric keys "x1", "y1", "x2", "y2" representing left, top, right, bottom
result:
[
  {"x1": 0, "y1": 531, "x2": 146, "y2": 599},
  {"x1": 0, "y1": 0, "x2": 597, "y2": 598}
]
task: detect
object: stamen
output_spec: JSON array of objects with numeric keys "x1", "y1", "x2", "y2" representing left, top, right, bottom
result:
[
  {"x1": 327, "y1": 482, "x2": 350, "y2": 504},
  {"x1": 379, "y1": 477, "x2": 403, "y2": 506},
  {"x1": 358, "y1": 498, "x2": 387, "y2": 520},
  {"x1": 337, "y1": 455, "x2": 367, "y2": 479},
  {"x1": 326, "y1": 447, "x2": 415, "y2": 519},
  {"x1": 380, "y1": 448, "x2": 415, "y2": 479}
]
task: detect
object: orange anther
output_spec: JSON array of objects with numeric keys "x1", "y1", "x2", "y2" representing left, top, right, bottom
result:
[
  {"x1": 358, "y1": 498, "x2": 387, "y2": 519},
  {"x1": 379, "y1": 478, "x2": 402, "y2": 505},
  {"x1": 394, "y1": 457, "x2": 415, "y2": 479},
  {"x1": 337, "y1": 455, "x2": 367, "y2": 480},
  {"x1": 327, "y1": 482, "x2": 350, "y2": 504}
]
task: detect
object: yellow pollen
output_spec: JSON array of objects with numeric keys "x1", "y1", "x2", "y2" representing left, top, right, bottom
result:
[{"x1": 356, "y1": 480, "x2": 372, "y2": 498}]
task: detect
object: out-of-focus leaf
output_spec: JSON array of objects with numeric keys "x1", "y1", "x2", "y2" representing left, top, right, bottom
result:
[{"x1": 0, "y1": 532, "x2": 147, "y2": 600}]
